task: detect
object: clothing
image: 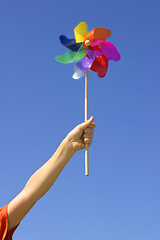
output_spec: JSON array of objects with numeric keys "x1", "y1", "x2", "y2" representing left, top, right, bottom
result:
[{"x1": 0, "y1": 204, "x2": 19, "y2": 240}]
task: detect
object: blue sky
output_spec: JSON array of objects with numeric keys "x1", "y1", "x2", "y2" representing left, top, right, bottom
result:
[{"x1": 0, "y1": 0, "x2": 160, "y2": 239}]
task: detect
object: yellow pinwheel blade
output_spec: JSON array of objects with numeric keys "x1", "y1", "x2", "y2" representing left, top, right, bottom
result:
[{"x1": 74, "y1": 22, "x2": 89, "y2": 43}]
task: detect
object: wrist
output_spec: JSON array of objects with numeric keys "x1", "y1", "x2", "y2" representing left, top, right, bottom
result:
[{"x1": 61, "y1": 136, "x2": 76, "y2": 157}]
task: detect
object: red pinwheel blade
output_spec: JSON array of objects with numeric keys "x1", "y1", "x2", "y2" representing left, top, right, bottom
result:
[{"x1": 90, "y1": 55, "x2": 108, "y2": 78}]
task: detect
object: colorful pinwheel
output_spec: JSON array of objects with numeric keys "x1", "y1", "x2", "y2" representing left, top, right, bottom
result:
[
  {"x1": 55, "y1": 22, "x2": 121, "y2": 79},
  {"x1": 55, "y1": 22, "x2": 121, "y2": 176}
]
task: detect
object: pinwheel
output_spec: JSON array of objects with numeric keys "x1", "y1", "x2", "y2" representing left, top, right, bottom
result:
[{"x1": 55, "y1": 22, "x2": 121, "y2": 175}]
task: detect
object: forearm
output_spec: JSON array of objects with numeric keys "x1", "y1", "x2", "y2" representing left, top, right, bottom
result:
[
  {"x1": 8, "y1": 138, "x2": 75, "y2": 231},
  {"x1": 23, "y1": 138, "x2": 74, "y2": 204}
]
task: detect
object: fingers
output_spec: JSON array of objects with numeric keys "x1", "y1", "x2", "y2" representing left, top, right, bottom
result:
[
  {"x1": 83, "y1": 133, "x2": 93, "y2": 145},
  {"x1": 83, "y1": 121, "x2": 95, "y2": 145},
  {"x1": 83, "y1": 138, "x2": 92, "y2": 146},
  {"x1": 78, "y1": 116, "x2": 95, "y2": 130},
  {"x1": 80, "y1": 117, "x2": 95, "y2": 146},
  {"x1": 84, "y1": 127, "x2": 95, "y2": 134}
]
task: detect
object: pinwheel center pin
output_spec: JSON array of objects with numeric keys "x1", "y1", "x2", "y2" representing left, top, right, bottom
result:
[
  {"x1": 55, "y1": 22, "x2": 121, "y2": 176},
  {"x1": 85, "y1": 40, "x2": 91, "y2": 47}
]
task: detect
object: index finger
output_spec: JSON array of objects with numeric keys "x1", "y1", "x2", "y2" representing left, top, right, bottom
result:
[{"x1": 89, "y1": 122, "x2": 96, "y2": 128}]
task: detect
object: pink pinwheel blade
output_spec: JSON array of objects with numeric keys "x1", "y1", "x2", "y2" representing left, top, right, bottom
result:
[{"x1": 92, "y1": 40, "x2": 121, "y2": 61}]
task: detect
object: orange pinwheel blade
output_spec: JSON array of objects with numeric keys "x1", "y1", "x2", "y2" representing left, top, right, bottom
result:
[{"x1": 83, "y1": 27, "x2": 111, "y2": 47}]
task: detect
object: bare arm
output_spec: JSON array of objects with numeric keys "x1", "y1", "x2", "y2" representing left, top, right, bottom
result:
[{"x1": 7, "y1": 117, "x2": 95, "y2": 231}]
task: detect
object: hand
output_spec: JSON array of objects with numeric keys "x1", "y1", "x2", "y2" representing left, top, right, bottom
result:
[{"x1": 66, "y1": 116, "x2": 96, "y2": 152}]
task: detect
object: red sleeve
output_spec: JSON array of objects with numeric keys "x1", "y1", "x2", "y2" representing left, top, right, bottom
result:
[{"x1": 0, "y1": 203, "x2": 19, "y2": 240}]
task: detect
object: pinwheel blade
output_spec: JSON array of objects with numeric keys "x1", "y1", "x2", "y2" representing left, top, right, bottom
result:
[
  {"x1": 83, "y1": 27, "x2": 111, "y2": 48},
  {"x1": 55, "y1": 45, "x2": 87, "y2": 63},
  {"x1": 59, "y1": 35, "x2": 82, "y2": 52},
  {"x1": 72, "y1": 63, "x2": 87, "y2": 79},
  {"x1": 74, "y1": 22, "x2": 89, "y2": 43},
  {"x1": 91, "y1": 55, "x2": 108, "y2": 78},
  {"x1": 92, "y1": 40, "x2": 121, "y2": 61},
  {"x1": 72, "y1": 51, "x2": 95, "y2": 79}
]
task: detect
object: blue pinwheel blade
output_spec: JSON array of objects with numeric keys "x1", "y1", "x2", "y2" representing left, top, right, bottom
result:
[{"x1": 60, "y1": 35, "x2": 82, "y2": 52}]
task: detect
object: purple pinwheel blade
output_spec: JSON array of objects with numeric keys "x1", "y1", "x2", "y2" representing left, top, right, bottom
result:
[
  {"x1": 86, "y1": 49, "x2": 95, "y2": 62},
  {"x1": 60, "y1": 35, "x2": 82, "y2": 52},
  {"x1": 72, "y1": 64, "x2": 86, "y2": 79},
  {"x1": 92, "y1": 40, "x2": 121, "y2": 61},
  {"x1": 72, "y1": 54, "x2": 94, "y2": 79}
]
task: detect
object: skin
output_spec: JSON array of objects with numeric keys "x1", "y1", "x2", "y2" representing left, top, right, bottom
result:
[{"x1": 7, "y1": 116, "x2": 95, "y2": 232}]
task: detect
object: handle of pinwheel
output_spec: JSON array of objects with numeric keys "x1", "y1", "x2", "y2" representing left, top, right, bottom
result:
[{"x1": 85, "y1": 72, "x2": 89, "y2": 176}]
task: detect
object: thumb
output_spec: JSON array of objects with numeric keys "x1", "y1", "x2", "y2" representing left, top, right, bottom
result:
[{"x1": 78, "y1": 116, "x2": 94, "y2": 130}]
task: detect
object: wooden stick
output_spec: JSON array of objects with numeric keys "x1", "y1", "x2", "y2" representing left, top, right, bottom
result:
[{"x1": 85, "y1": 72, "x2": 89, "y2": 176}]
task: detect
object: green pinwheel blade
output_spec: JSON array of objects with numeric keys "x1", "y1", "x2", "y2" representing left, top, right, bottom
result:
[{"x1": 55, "y1": 44, "x2": 86, "y2": 63}]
